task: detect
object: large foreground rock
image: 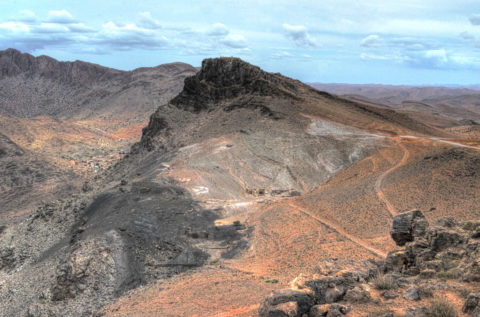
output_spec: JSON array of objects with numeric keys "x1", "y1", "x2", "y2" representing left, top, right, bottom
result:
[{"x1": 390, "y1": 210, "x2": 429, "y2": 246}]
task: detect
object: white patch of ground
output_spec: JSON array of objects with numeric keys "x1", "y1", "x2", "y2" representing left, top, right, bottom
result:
[
  {"x1": 192, "y1": 186, "x2": 209, "y2": 195},
  {"x1": 307, "y1": 118, "x2": 381, "y2": 138}
]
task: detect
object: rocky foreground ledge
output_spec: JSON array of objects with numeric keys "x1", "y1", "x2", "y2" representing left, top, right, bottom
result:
[{"x1": 259, "y1": 210, "x2": 480, "y2": 317}]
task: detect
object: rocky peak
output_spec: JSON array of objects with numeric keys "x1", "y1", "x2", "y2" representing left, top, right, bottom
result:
[{"x1": 170, "y1": 57, "x2": 300, "y2": 112}]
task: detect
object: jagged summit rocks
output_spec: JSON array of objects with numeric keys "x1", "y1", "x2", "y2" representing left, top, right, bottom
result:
[{"x1": 170, "y1": 57, "x2": 300, "y2": 112}]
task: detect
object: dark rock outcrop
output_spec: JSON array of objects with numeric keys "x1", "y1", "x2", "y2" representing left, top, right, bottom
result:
[
  {"x1": 258, "y1": 289, "x2": 315, "y2": 316},
  {"x1": 390, "y1": 209, "x2": 429, "y2": 246},
  {"x1": 170, "y1": 57, "x2": 299, "y2": 112},
  {"x1": 463, "y1": 294, "x2": 480, "y2": 314},
  {"x1": 385, "y1": 210, "x2": 478, "y2": 281},
  {"x1": 259, "y1": 210, "x2": 480, "y2": 316}
]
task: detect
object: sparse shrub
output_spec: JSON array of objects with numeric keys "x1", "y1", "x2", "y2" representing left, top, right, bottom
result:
[
  {"x1": 265, "y1": 279, "x2": 278, "y2": 284},
  {"x1": 426, "y1": 298, "x2": 457, "y2": 317},
  {"x1": 436, "y1": 270, "x2": 460, "y2": 280},
  {"x1": 233, "y1": 220, "x2": 241, "y2": 227},
  {"x1": 462, "y1": 221, "x2": 480, "y2": 231},
  {"x1": 457, "y1": 288, "x2": 471, "y2": 299},
  {"x1": 367, "y1": 309, "x2": 394, "y2": 317},
  {"x1": 372, "y1": 273, "x2": 397, "y2": 290},
  {"x1": 441, "y1": 258, "x2": 459, "y2": 271},
  {"x1": 418, "y1": 286, "x2": 434, "y2": 298}
]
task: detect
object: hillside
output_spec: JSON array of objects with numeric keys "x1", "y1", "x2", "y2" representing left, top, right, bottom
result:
[
  {"x1": 0, "y1": 133, "x2": 79, "y2": 219},
  {"x1": 0, "y1": 58, "x2": 478, "y2": 316},
  {"x1": 0, "y1": 49, "x2": 196, "y2": 170}
]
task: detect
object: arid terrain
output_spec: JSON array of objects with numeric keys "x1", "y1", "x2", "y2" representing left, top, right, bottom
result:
[
  {"x1": 0, "y1": 48, "x2": 196, "y2": 217},
  {"x1": 0, "y1": 54, "x2": 479, "y2": 316}
]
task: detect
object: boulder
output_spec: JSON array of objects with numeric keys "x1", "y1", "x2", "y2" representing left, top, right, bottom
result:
[
  {"x1": 390, "y1": 210, "x2": 428, "y2": 246},
  {"x1": 384, "y1": 250, "x2": 408, "y2": 272},
  {"x1": 293, "y1": 275, "x2": 348, "y2": 304},
  {"x1": 427, "y1": 228, "x2": 464, "y2": 252},
  {"x1": 463, "y1": 293, "x2": 480, "y2": 313},
  {"x1": 343, "y1": 284, "x2": 371, "y2": 303},
  {"x1": 258, "y1": 289, "x2": 314, "y2": 317}
]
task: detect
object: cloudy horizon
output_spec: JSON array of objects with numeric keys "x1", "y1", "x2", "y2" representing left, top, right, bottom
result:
[{"x1": 1, "y1": 0, "x2": 480, "y2": 85}]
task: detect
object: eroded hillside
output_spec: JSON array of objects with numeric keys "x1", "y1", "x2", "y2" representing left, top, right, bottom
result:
[{"x1": 0, "y1": 57, "x2": 478, "y2": 316}]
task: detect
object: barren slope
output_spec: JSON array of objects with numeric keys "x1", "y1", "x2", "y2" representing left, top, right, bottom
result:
[
  {"x1": 0, "y1": 58, "x2": 478, "y2": 317},
  {"x1": 0, "y1": 133, "x2": 79, "y2": 219}
]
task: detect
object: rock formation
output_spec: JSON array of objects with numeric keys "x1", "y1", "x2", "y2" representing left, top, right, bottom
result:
[{"x1": 259, "y1": 210, "x2": 480, "y2": 316}]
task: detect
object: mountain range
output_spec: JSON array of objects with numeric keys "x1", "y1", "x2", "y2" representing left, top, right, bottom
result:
[{"x1": 0, "y1": 50, "x2": 479, "y2": 316}]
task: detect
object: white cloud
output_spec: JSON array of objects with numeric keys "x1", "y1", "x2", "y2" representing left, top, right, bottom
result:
[
  {"x1": 271, "y1": 51, "x2": 312, "y2": 60},
  {"x1": 425, "y1": 49, "x2": 448, "y2": 63},
  {"x1": 97, "y1": 21, "x2": 169, "y2": 50},
  {"x1": 46, "y1": 10, "x2": 76, "y2": 24},
  {"x1": 0, "y1": 22, "x2": 30, "y2": 33},
  {"x1": 282, "y1": 23, "x2": 316, "y2": 48},
  {"x1": 220, "y1": 33, "x2": 247, "y2": 48},
  {"x1": 361, "y1": 34, "x2": 381, "y2": 47},
  {"x1": 138, "y1": 12, "x2": 162, "y2": 29},
  {"x1": 207, "y1": 23, "x2": 229, "y2": 36}
]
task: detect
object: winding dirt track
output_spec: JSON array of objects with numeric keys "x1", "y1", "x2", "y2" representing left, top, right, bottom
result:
[
  {"x1": 288, "y1": 202, "x2": 387, "y2": 258},
  {"x1": 373, "y1": 135, "x2": 479, "y2": 219},
  {"x1": 375, "y1": 142, "x2": 410, "y2": 218}
]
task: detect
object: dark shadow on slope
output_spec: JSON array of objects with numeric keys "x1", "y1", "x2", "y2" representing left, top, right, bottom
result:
[{"x1": 40, "y1": 179, "x2": 245, "y2": 301}]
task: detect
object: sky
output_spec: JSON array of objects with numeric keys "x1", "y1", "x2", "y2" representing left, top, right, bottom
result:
[{"x1": 1, "y1": 0, "x2": 480, "y2": 85}]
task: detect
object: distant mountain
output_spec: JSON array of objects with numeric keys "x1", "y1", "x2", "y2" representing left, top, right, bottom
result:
[
  {"x1": 0, "y1": 48, "x2": 196, "y2": 120},
  {"x1": 310, "y1": 83, "x2": 480, "y2": 128}
]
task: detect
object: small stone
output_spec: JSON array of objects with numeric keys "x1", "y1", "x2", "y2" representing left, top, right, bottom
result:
[
  {"x1": 403, "y1": 287, "x2": 420, "y2": 301},
  {"x1": 380, "y1": 290, "x2": 398, "y2": 299},
  {"x1": 405, "y1": 307, "x2": 427, "y2": 317}
]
